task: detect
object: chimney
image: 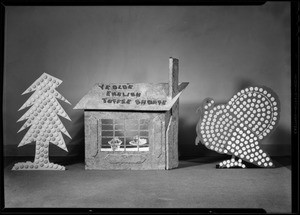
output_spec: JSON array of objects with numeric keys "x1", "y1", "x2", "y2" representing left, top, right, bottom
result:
[{"x1": 169, "y1": 57, "x2": 179, "y2": 99}]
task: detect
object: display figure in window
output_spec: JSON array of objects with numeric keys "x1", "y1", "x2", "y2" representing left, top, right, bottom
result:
[
  {"x1": 108, "y1": 137, "x2": 122, "y2": 151},
  {"x1": 129, "y1": 135, "x2": 147, "y2": 146}
]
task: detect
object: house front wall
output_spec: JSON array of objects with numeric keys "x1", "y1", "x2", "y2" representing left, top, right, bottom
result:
[{"x1": 84, "y1": 111, "x2": 166, "y2": 170}]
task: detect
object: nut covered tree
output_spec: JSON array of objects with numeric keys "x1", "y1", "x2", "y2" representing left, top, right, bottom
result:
[{"x1": 12, "y1": 73, "x2": 72, "y2": 170}]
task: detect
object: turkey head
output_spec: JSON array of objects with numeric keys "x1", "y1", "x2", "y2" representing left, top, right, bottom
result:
[{"x1": 195, "y1": 86, "x2": 280, "y2": 168}]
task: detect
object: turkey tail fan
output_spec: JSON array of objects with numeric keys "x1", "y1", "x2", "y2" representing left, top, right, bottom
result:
[
  {"x1": 228, "y1": 86, "x2": 280, "y2": 140},
  {"x1": 195, "y1": 98, "x2": 216, "y2": 147},
  {"x1": 196, "y1": 86, "x2": 280, "y2": 168}
]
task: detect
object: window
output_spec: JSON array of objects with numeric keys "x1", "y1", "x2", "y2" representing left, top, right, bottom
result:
[{"x1": 100, "y1": 118, "x2": 150, "y2": 152}]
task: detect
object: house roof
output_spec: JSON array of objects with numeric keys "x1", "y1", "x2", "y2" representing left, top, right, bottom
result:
[{"x1": 73, "y1": 82, "x2": 188, "y2": 111}]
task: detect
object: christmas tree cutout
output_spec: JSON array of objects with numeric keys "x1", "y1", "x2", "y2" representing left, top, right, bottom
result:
[{"x1": 12, "y1": 73, "x2": 72, "y2": 170}]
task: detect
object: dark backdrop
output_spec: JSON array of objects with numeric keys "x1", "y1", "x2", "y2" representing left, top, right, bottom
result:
[{"x1": 3, "y1": 3, "x2": 291, "y2": 159}]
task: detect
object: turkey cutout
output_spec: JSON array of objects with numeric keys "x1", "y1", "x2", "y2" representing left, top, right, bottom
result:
[
  {"x1": 12, "y1": 73, "x2": 72, "y2": 171},
  {"x1": 195, "y1": 86, "x2": 280, "y2": 168}
]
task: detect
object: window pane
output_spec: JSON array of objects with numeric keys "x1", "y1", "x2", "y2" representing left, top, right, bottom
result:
[
  {"x1": 126, "y1": 119, "x2": 138, "y2": 126},
  {"x1": 125, "y1": 138, "x2": 138, "y2": 151},
  {"x1": 101, "y1": 119, "x2": 113, "y2": 124},
  {"x1": 102, "y1": 124, "x2": 113, "y2": 130},
  {"x1": 126, "y1": 131, "x2": 139, "y2": 137},
  {"x1": 119, "y1": 138, "x2": 125, "y2": 147},
  {"x1": 102, "y1": 130, "x2": 113, "y2": 136},
  {"x1": 115, "y1": 124, "x2": 124, "y2": 130},
  {"x1": 100, "y1": 146, "x2": 111, "y2": 151},
  {"x1": 102, "y1": 138, "x2": 112, "y2": 145},
  {"x1": 140, "y1": 124, "x2": 149, "y2": 130},
  {"x1": 139, "y1": 145, "x2": 149, "y2": 149},
  {"x1": 140, "y1": 131, "x2": 148, "y2": 136},
  {"x1": 115, "y1": 119, "x2": 124, "y2": 124},
  {"x1": 140, "y1": 119, "x2": 150, "y2": 124},
  {"x1": 115, "y1": 131, "x2": 124, "y2": 137},
  {"x1": 126, "y1": 124, "x2": 139, "y2": 130}
]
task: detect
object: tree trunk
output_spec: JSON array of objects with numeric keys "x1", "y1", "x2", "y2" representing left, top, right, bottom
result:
[{"x1": 34, "y1": 140, "x2": 50, "y2": 165}]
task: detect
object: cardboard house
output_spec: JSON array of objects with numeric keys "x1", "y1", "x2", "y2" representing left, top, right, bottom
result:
[{"x1": 74, "y1": 57, "x2": 188, "y2": 170}]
